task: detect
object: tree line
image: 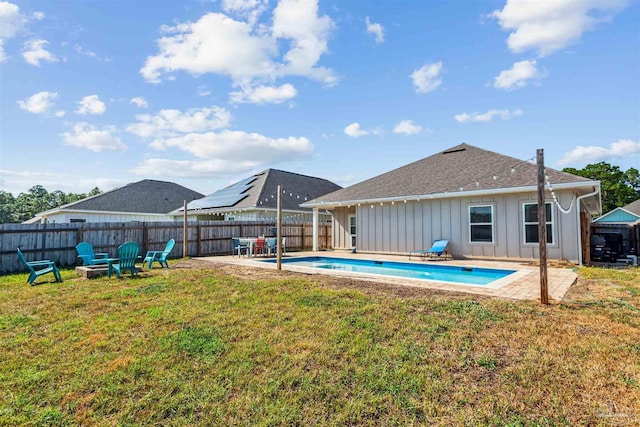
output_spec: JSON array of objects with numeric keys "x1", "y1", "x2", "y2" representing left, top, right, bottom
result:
[{"x1": 0, "y1": 185, "x2": 102, "y2": 223}]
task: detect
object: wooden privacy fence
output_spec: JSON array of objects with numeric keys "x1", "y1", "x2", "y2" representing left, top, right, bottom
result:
[{"x1": 0, "y1": 221, "x2": 331, "y2": 274}]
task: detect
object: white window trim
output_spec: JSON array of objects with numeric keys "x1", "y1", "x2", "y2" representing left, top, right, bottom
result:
[
  {"x1": 348, "y1": 214, "x2": 356, "y2": 249},
  {"x1": 468, "y1": 204, "x2": 495, "y2": 244},
  {"x1": 522, "y1": 202, "x2": 555, "y2": 245}
]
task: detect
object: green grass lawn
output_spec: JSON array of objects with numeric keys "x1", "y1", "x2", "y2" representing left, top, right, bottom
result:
[{"x1": 0, "y1": 260, "x2": 638, "y2": 426}]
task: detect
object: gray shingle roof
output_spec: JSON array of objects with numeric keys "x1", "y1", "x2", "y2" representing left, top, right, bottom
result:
[
  {"x1": 305, "y1": 143, "x2": 594, "y2": 204},
  {"x1": 621, "y1": 199, "x2": 640, "y2": 216},
  {"x1": 183, "y1": 169, "x2": 341, "y2": 213},
  {"x1": 53, "y1": 180, "x2": 204, "y2": 214}
]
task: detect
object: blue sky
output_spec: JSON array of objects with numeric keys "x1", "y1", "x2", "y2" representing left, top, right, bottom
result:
[{"x1": 1, "y1": 0, "x2": 639, "y2": 196}]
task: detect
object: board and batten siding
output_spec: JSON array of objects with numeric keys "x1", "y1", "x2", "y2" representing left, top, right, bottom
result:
[{"x1": 330, "y1": 190, "x2": 581, "y2": 261}]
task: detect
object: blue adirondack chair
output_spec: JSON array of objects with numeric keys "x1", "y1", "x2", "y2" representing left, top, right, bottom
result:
[
  {"x1": 143, "y1": 239, "x2": 175, "y2": 269},
  {"x1": 75, "y1": 242, "x2": 109, "y2": 266},
  {"x1": 17, "y1": 248, "x2": 62, "y2": 285},
  {"x1": 108, "y1": 241, "x2": 141, "y2": 278}
]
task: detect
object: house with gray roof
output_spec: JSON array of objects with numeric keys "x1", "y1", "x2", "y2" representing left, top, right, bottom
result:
[
  {"x1": 27, "y1": 180, "x2": 204, "y2": 224},
  {"x1": 302, "y1": 143, "x2": 601, "y2": 265},
  {"x1": 593, "y1": 198, "x2": 640, "y2": 224},
  {"x1": 172, "y1": 169, "x2": 341, "y2": 223}
]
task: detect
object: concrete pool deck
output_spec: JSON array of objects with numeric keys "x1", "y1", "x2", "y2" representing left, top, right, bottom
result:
[{"x1": 197, "y1": 251, "x2": 578, "y2": 301}]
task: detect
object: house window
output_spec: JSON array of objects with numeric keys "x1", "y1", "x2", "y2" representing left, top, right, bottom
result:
[
  {"x1": 469, "y1": 205, "x2": 494, "y2": 243},
  {"x1": 523, "y1": 203, "x2": 554, "y2": 244},
  {"x1": 70, "y1": 218, "x2": 86, "y2": 223},
  {"x1": 348, "y1": 214, "x2": 356, "y2": 248}
]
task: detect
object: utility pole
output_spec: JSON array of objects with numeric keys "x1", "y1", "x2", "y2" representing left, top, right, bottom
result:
[
  {"x1": 537, "y1": 149, "x2": 549, "y2": 305},
  {"x1": 277, "y1": 185, "x2": 282, "y2": 271},
  {"x1": 183, "y1": 200, "x2": 188, "y2": 259}
]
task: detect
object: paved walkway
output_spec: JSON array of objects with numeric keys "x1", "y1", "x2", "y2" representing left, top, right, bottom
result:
[{"x1": 197, "y1": 251, "x2": 577, "y2": 302}]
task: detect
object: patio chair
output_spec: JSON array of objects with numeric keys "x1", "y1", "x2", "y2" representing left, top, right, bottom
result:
[
  {"x1": 254, "y1": 237, "x2": 266, "y2": 256},
  {"x1": 17, "y1": 248, "x2": 62, "y2": 285},
  {"x1": 232, "y1": 238, "x2": 249, "y2": 257},
  {"x1": 143, "y1": 238, "x2": 175, "y2": 269},
  {"x1": 409, "y1": 239, "x2": 451, "y2": 261},
  {"x1": 108, "y1": 241, "x2": 141, "y2": 278},
  {"x1": 75, "y1": 242, "x2": 109, "y2": 266},
  {"x1": 265, "y1": 238, "x2": 277, "y2": 256}
]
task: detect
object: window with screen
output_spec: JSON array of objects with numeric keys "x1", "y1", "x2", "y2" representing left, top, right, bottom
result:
[
  {"x1": 523, "y1": 203, "x2": 553, "y2": 244},
  {"x1": 469, "y1": 205, "x2": 494, "y2": 243}
]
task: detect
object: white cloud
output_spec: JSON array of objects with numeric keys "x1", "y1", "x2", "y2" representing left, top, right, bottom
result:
[
  {"x1": 0, "y1": 2, "x2": 28, "y2": 62},
  {"x1": 126, "y1": 106, "x2": 232, "y2": 138},
  {"x1": 222, "y1": 0, "x2": 264, "y2": 13},
  {"x1": 141, "y1": 1, "x2": 336, "y2": 88},
  {"x1": 76, "y1": 95, "x2": 106, "y2": 115},
  {"x1": 32, "y1": 11, "x2": 44, "y2": 20},
  {"x1": 272, "y1": 0, "x2": 336, "y2": 84},
  {"x1": 393, "y1": 120, "x2": 423, "y2": 135},
  {"x1": 222, "y1": 0, "x2": 268, "y2": 25},
  {"x1": 410, "y1": 62, "x2": 443, "y2": 94},
  {"x1": 229, "y1": 83, "x2": 297, "y2": 104},
  {"x1": 62, "y1": 122, "x2": 127, "y2": 152},
  {"x1": 454, "y1": 109, "x2": 523, "y2": 123},
  {"x1": 132, "y1": 158, "x2": 261, "y2": 178},
  {"x1": 150, "y1": 130, "x2": 313, "y2": 162},
  {"x1": 141, "y1": 13, "x2": 276, "y2": 84},
  {"x1": 557, "y1": 139, "x2": 640, "y2": 167},
  {"x1": 198, "y1": 86, "x2": 211, "y2": 97},
  {"x1": 491, "y1": 0, "x2": 630, "y2": 57},
  {"x1": 365, "y1": 17, "x2": 384, "y2": 44},
  {"x1": 344, "y1": 122, "x2": 373, "y2": 138},
  {"x1": 17, "y1": 91, "x2": 58, "y2": 114},
  {"x1": 133, "y1": 130, "x2": 314, "y2": 179},
  {"x1": 55, "y1": 110, "x2": 65, "y2": 117},
  {"x1": 130, "y1": 96, "x2": 149, "y2": 108},
  {"x1": 493, "y1": 59, "x2": 543, "y2": 90},
  {"x1": 0, "y1": 2, "x2": 25, "y2": 38},
  {"x1": 22, "y1": 39, "x2": 58, "y2": 66}
]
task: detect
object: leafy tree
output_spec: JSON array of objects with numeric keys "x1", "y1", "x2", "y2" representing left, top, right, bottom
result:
[
  {"x1": 563, "y1": 162, "x2": 640, "y2": 213},
  {"x1": 1, "y1": 186, "x2": 102, "y2": 223},
  {"x1": 0, "y1": 191, "x2": 16, "y2": 223}
]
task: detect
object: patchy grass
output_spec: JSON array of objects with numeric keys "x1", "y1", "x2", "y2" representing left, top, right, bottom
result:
[{"x1": 0, "y1": 261, "x2": 638, "y2": 426}]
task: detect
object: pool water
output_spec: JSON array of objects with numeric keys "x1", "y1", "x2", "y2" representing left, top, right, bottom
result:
[{"x1": 263, "y1": 257, "x2": 516, "y2": 286}]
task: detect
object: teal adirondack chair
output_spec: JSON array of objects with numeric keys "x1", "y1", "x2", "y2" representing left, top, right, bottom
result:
[
  {"x1": 75, "y1": 242, "x2": 109, "y2": 266},
  {"x1": 17, "y1": 248, "x2": 62, "y2": 285},
  {"x1": 108, "y1": 242, "x2": 141, "y2": 278},
  {"x1": 143, "y1": 239, "x2": 175, "y2": 269}
]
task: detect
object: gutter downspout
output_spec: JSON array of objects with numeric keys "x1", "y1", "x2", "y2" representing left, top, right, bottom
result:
[{"x1": 576, "y1": 187, "x2": 600, "y2": 266}]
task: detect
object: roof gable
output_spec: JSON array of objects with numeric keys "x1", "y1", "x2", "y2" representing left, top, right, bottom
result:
[
  {"x1": 305, "y1": 143, "x2": 594, "y2": 204},
  {"x1": 48, "y1": 180, "x2": 204, "y2": 214},
  {"x1": 593, "y1": 207, "x2": 640, "y2": 223},
  {"x1": 184, "y1": 169, "x2": 342, "y2": 213}
]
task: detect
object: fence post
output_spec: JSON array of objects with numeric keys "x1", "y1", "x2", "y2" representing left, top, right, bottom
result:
[
  {"x1": 41, "y1": 221, "x2": 47, "y2": 259},
  {"x1": 300, "y1": 225, "x2": 305, "y2": 250},
  {"x1": 197, "y1": 223, "x2": 202, "y2": 256},
  {"x1": 143, "y1": 223, "x2": 149, "y2": 256}
]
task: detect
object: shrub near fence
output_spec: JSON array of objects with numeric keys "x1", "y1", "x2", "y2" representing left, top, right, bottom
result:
[{"x1": 0, "y1": 221, "x2": 331, "y2": 274}]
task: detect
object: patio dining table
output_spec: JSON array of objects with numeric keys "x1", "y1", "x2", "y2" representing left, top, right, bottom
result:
[{"x1": 238, "y1": 237, "x2": 258, "y2": 257}]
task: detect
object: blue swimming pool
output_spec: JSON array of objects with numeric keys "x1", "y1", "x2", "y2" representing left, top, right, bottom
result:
[{"x1": 263, "y1": 257, "x2": 516, "y2": 286}]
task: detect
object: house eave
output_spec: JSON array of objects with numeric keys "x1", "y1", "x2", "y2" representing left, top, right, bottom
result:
[
  {"x1": 37, "y1": 209, "x2": 173, "y2": 217},
  {"x1": 301, "y1": 181, "x2": 600, "y2": 209},
  {"x1": 593, "y1": 207, "x2": 640, "y2": 223},
  {"x1": 173, "y1": 207, "x2": 318, "y2": 216}
]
